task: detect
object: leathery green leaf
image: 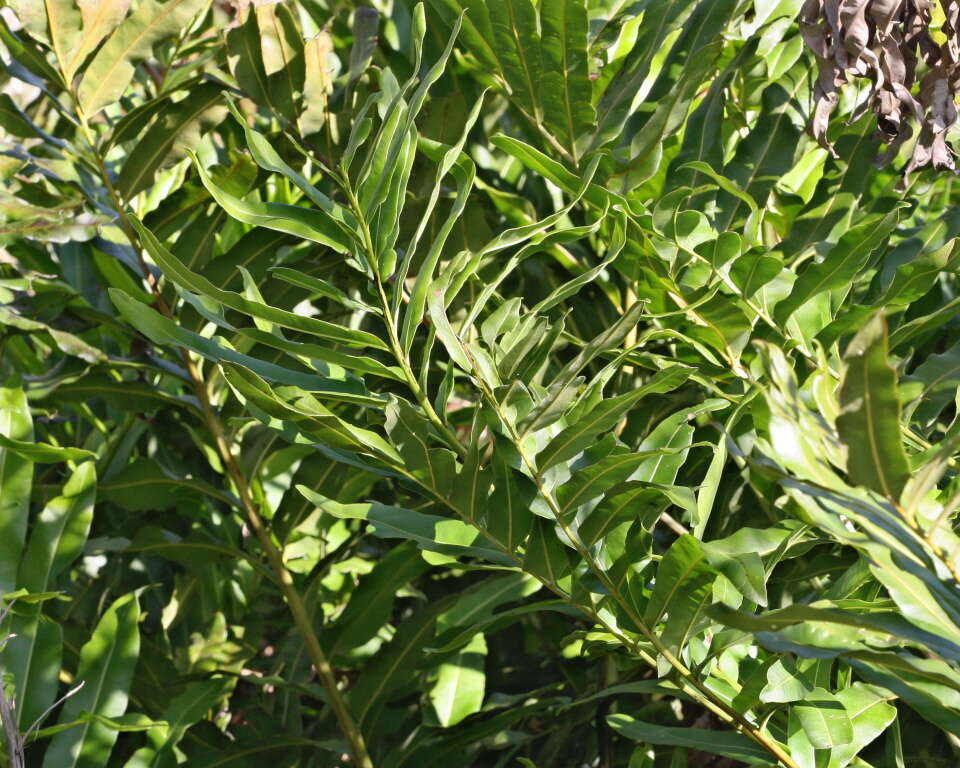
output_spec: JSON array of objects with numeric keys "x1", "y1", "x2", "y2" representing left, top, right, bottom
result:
[
  {"x1": 297, "y1": 487, "x2": 511, "y2": 564},
  {"x1": 42, "y1": 592, "x2": 141, "y2": 768},
  {"x1": 795, "y1": 687, "x2": 854, "y2": 749},
  {"x1": 327, "y1": 543, "x2": 429, "y2": 655},
  {"x1": 5, "y1": 463, "x2": 95, "y2": 728},
  {"x1": 77, "y1": 0, "x2": 210, "y2": 115},
  {"x1": 130, "y1": 217, "x2": 387, "y2": 350},
  {"x1": 65, "y1": 0, "x2": 131, "y2": 80},
  {"x1": 429, "y1": 633, "x2": 487, "y2": 727},
  {"x1": 487, "y1": 0, "x2": 541, "y2": 118},
  {"x1": 110, "y1": 289, "x2": 379, "y2": 404},
  {"x1": 774, "y1": 207, "x2": 902, "y2": 325},
  {"x1": 607, "y1": 715, "x2": 774, "y2": 764},
  {"x1": 538, "y1": 0, "x2": 595, "y2": 152},
  {"x1": 190, "y1": 154, "x2": 355, "y2": 254},
  {"x1": 0, "y1": 381, "x2": 32, "y2": 594},
  {"x1": 116, "y1": 82, "x2": 227, "y2": 198},
  {"x1": 537, "y1": 365, "x2": 693, "y2": 470},
  {"x1": 836, "y1": 312, "x2": 911, "y2": 501}
]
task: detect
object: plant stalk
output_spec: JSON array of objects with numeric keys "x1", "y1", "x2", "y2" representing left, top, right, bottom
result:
[{"x1": 77, "y1": 115, "x2": 375, "y2": 768}]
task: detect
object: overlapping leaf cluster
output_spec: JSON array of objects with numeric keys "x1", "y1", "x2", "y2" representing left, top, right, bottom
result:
[{"x1": 3, "y1": 1, "x2": 960, "y2": 766}]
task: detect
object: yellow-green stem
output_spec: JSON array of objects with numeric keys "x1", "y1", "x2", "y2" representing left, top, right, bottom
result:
[{"x1": 77, "y1": 112, "x2": 374, "y2": 768}]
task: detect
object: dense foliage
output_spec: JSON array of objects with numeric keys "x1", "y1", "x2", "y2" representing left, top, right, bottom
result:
[{"x1": 3, "y1": 0, "x2": 960, "y2": 766}]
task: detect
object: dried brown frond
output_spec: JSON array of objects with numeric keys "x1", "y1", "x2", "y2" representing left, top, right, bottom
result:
[{"x1": 800, "y1": 0, "x2": 960, "y2": 176}]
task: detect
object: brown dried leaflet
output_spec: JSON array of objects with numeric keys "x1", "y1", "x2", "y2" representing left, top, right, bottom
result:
[{"x1": 800, "y1": 0, "x2": 960, "y2": 174}]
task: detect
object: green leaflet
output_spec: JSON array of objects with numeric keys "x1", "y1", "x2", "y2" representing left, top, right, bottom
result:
[
  {"x1": 326, "y1": 543, "x2": 430, "y2": 655},
  {"x1": 11, "y1": 0, "x2": 81, "y2": 78},
  {"x1": 429, "y1": 600, "x2": 587, "y2": 655},
  {"x1": 124, "y1": 678, "x2": 233, "y2": 767},
  {"x1": 538, "y1": 0, "x2": 595, "y2": 152},
  {"x1": 710, "y1": 602, "x2": 960, "y2": 661},
  {"x1": 300, "y1": 30, "x2": 336, "y2": 135},
  {"x1": 576, "y1": 483, "x2": 661, "y2": 551},
  {"x1": 6, "y1": 463, "x2": 96, "y2": 728},
  {"x1": 490, "y1": 134, "x2": 620, "y2": 209},
  {"x1": 450, "y1": 412, "x2": 492, "y2": 524},
  {"x1": 400, "y1": 158, "x2": 476, "y2": 354},
  {"x1": 836, "y1": 312, "x2": 911, "y2": 501},
  {"x1": 0, "y1": 306, "x2": 107, "y2": 363},
  {"x1": 486, "y1": 438, "x2": 536, "y2": 552},
  {"x1": 429, "y1": 632, "x2": 487, "y2": 727},
  {"x1": 426, "y1": 0, "x2": 497, "y2": 71},
  {"x1": 42, "y1": 592, "x2": 141, "y2": 768},
  {"x1": 902, "y1": 339, "x2": 960, "y2": 429},
  {"x1": 0, "y1": 381, "x2": 33, "y2": 594},
  {"x1": 226, "y1": 8, "x2": 297, "y2": 121},
  {"x1": 643, "y1": 535, "x2": 716, "y2": 669},
  {"x1": 718, "y1": 76, "x2": 805, "y2": 231},
  {"x1": 385, "y1": 397, "x2": 459, "y2": 494},
  {"x1": 0, "y1": 14, "x2": 63, "y2": 84},
  {"x1": 487, "y1": 0, "x2": 541, "y2": 118},
  {"x1": 220, "y1": 363, "x2": 395, "y2": 457},
  {"x1": 65, "y1": 0, "x2": 130, "y2": 80},
  {"x1": 436, "y1": 573, "x2": 538, "y2": 636},
  {"x1": 347, "y1": 597, "x2": 450, "y2": 731},
  {"x1": 519, "y1": 299, "x2": 645, "y2": 435},
  {"x1": 633, "y1": 399, "x2": 727, "y2": 484},
  {"x1": 49, "y1": 373, "x2": 192, "y2": 412},
  {"x1": 131, "y1": 219, "x2": 386, "y2": 352},
  {"x1": 607, "y1": 715, "x2": 774, "y2": 765},
  {"x1": 235, "y1": 326, "x2": 404, "y2": 382},
  {"x1": 730, "y1": 251, "x2": 783, "y2": 298},
  {"x1": 347, "y1": 6, "x2": 379, "y2": 86},
  {"x1": 254, "y1": 2, "x2": 303, "y2": 117},
  {"x1": 591, "y1": 0, "x2": 705, "y2": 149},
  {"x1": 225, "y1": 99, "x2": 358, "y2": 236},
  {"x1": 774, "y1": 207, "x2": 902, "y2": 325},
  {"x1": 0, "y1": 93, "x2": 40, "y2": 139},
  {"x1": 356, "y1": 12, "x2": 462, "y2": 229},
  {"x1": 847, "y1": 654, "x2": 960, "y2": 736},
  {"x1": 116, "y1": 83, "x2": 227, "y2": 198},
  {"x1": 877, "y1": 238, "x2": 960, "y2": 308},
  {"x1": 794, "y1": 687, "x2": 854, "y2": 749},
  {"x1": 829, "y1": 684, "x2": 897, "y2": 768},
  {"x1": 396, "y1": 99, "x2": 484, "y2": 337},
  {"x1": 0, "y1": 433, "x2": 96, "y2": 463},
  {"x1": 77, "y1": 0, "x2": 211, "y2": 115},
  {"x1": 110, "y1": 289, "x2": 379, "y2": 404},
  {"x1": 623, "y1": 40, "x2": 725, "y2": 188},
  {"x1": 297, "y1": 487, "x2": 511, "y2": 565},
  {"x1": 17, "y1": 462, "x2": 97, "y2": 598},
  {"x1": 667, "y1": 40, "x2": 758, "y2": 193},
  {"x1": 190, "y1": 154, "x2": 355, "y2": 254},
  {"x1": 555, "y1": 449, "x2": 664, "y2": 520},
  {"x1": 269, "y1": 267, "x2": 379, "y2": 314},
  {"x1": 99, "y1": 458, "x2": 232, "y2": 510},
  {"x1": 523, "y1": 517, "x2": 573, "y2": 584}
]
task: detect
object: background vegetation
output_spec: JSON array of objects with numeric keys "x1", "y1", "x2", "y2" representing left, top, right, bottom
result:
[{"x1": 2, "y1": 0, "x2": 960, "y2": 766}]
